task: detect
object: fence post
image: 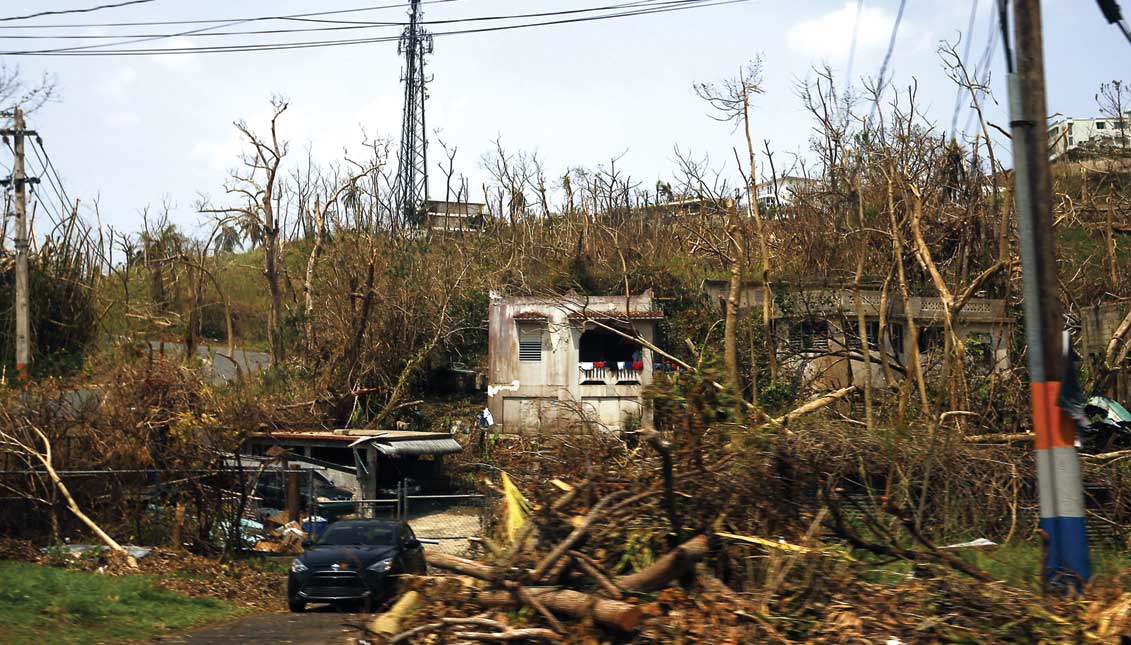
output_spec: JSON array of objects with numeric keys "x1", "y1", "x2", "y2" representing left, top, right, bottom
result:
[
  {"x1": 308, "y1": 469, "x2": 316, "y2": 521},
  {"x1": 402, "y1": 477, "x2": 411, "y2": 522},
  {"x1": 286, "y1": 465, "x2": 300, "y2": 523}
]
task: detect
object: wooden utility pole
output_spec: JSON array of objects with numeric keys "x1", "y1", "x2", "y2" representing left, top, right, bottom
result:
[
  {"x1": 1007, "y1": 0, "x2": 1089, "y2": 586},
  {"x1": 3, "y1": 107, "x2": 36, "y2": 383}
]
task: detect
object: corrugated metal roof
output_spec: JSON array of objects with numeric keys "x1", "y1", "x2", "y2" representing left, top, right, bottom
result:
[{"x1": 372, "y1": 437, "x2": 464, "y2": 457}]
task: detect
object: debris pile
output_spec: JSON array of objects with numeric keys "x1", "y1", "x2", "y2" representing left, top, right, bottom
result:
[{"x1": 349, "y1": 430, "x2": 1131, "y2": 644}]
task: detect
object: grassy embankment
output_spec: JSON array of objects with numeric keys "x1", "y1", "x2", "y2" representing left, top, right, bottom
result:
[{"x1": 0, "y1": 561, "x2": 246, "y2": 645}]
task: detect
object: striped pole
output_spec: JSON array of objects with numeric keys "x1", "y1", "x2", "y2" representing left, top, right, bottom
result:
[{"x1": 1008, "y1": 0, "x2": 1089, "y2": 588}]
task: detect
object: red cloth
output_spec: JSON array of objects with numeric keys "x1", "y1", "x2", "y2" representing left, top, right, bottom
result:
[
  {"x1": 632, "y1": 360, "x2": 644, "y2": 371},
  {"x1": 594, "y1": 361, "x2": 605, "y2": 368}
]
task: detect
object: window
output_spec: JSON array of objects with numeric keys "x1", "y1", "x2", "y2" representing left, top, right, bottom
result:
[
  {"x1": 845, "y1": 320, "x2": 880, "y2": 350},
  {"x1": 518, "y1": 326, "x2": 543, "y2": 362},
  {"x1": 788, "y1": 320, "x2": 829, "y2": 352},
  {"x1": 888, "y1": 323, "x2": 905, "y2": 357},
  {"x1": 917, "y1": 326, "x2": 944, "y2": 353},
  {"x1": 1097, "y1": 122, "x2": 1107, "y2": 130}
]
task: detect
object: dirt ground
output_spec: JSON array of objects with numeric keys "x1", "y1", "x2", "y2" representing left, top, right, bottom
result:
[
  {"x1": 153, "y1": 608, "x2": 369, "y2": 644},
  {"x1": 407, "y1": 503, "x2": 483, "y2": 557}
]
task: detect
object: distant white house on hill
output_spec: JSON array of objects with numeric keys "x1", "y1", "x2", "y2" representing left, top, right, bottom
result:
[
  {"x1": 1048, "y1": 114, "x2": 1130, "y2": 160},
  {"x1": 753, "y1": 176, "x2": 820, "y2": 211},
  {"x1": 422, "y1": 199, "x2": 487, "y2": 233}
]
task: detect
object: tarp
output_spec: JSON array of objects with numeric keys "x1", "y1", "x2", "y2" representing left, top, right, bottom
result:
[{"x1": 1085, "y1": 396, "x2": 1131, "y2": 426}]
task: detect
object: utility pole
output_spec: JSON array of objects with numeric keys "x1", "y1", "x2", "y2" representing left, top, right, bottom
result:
[
  {"x1": 1007, "y1": 0, "x2": 1090, "y2": 587},
  {"x1": 392, "y1": 0, "x2": 433, "y2": 228},
  {"x1": 2, "y1": 107, "x2": 37, "y2": 383}
]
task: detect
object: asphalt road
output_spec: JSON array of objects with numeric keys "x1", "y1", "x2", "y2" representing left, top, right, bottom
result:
[
  {"x1": 147, "y1": 341, "x2": 271, "y2": 383},
  {"x1": 155, "y1": 609, "x2": 371, "y2": 644}
]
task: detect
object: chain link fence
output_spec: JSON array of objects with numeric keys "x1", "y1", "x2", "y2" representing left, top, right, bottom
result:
[{"x1": 355, "y1": 482, "x2": 489, "y2": 557}]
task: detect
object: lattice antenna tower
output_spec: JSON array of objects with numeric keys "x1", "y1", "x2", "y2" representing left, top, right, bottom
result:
[{"x1": 393, "y1": 0, "x2": 433, "y2": 228}]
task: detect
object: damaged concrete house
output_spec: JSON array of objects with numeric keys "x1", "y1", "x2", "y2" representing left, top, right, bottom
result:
[
  {"x1": 703, "y1": 280, "x2": 1013, "y2": 388},
  {"x1": 487, "y1": 290, "x2": 665, "y2": 433}
]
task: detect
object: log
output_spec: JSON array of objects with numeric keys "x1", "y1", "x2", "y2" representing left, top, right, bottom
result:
[
  {"x1": 772, "y1": 386, "x2": 858, "y2": 426},
  {"x1": 368, "y1": 591, "x2": 422, "y2": 635},
  {"x1": 476, "y1": 588, "x2": 642, "y2": 631},
  {"x1": 963, "y1": 432, "x2": 1033, "y2": 444},
  {"x1": 428, "y1": 552, "x2": 510, "y2": 581},
  {"x1": 615, "y1": 534, "x2": 709, "y2": 593},
  {"x1": 454, "y1": 628, "x2": 561, "y2": 642}
]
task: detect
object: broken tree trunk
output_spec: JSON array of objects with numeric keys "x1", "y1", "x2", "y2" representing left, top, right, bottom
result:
[
  {"x1": 615, "y1": 534, "x2": 709, "y2": 593},
  {"x1": 475, "y1": 588, "x2": 642, "y2": 631},
  {"x1": 771, "y1": 386, "x2": 857, "y2": 427}
]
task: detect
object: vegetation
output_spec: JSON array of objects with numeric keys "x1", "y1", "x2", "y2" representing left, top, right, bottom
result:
[{"x1": 0, "y1": 561, "x2": 241, "y2": 645}]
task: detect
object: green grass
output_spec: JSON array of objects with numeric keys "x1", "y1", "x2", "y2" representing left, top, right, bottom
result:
[
  {"x1": 856, "y1": 539, "x2": 1131, "y2": 591},
  {"x1": 0, "y1": 561, "x2": 245, "y2": 645}
]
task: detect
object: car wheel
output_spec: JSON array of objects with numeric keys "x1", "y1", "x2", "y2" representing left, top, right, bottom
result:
[{"x1": 288, "y1": 598, "x2": 306, "y2": 613}]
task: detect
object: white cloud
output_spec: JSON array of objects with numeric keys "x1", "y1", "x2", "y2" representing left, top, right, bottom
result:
[
  {"x1": 97, "y1": 66, "x2": 141, "y2": 129},
  {"x1": 786, "y1": 2, "x2": 901, "y2": 62},
  {"x1": 148, "y1": 37, "x2": 202, "y2": 70},
  {"x1": 104, "y1": 109, "x2": 140, "y2": 129}
]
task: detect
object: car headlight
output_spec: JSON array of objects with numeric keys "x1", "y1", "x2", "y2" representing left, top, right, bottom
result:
[
  {"x1": 291, "y1": 558, "x2": 308, "y2": 573},
  {"x1": 367, "y1": 558, "x2": 393, "y2": 574}
]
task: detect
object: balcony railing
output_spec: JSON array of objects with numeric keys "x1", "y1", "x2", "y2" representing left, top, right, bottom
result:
[{"x1": 579, "y1": 364, "x2": 642, "y2": 385}]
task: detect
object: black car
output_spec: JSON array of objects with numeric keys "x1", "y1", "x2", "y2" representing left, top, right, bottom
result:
[
  {"x1": 255, "y1": 470, "x2": 355, "y2": 516},
  {"x1": 287, "y1": 519, "x2": 426, "y2": 612}
]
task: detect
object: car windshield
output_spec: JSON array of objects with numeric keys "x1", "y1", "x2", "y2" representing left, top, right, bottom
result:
[{"x1": 316, "y1": 524, "x2": 396, "y2": 546}]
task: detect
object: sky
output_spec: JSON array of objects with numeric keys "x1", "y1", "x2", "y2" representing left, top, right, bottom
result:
[{"x1": 0, "y1": 0, "x2": 1126, "y2": 238}]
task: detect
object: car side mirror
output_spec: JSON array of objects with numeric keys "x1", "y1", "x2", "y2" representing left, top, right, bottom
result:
[
  {"x1": 301, "y1": 539, "x2": 313, "y2": 549},
  {"x1": 405, "y1": 538, "x2": 421, "y2": 549}
]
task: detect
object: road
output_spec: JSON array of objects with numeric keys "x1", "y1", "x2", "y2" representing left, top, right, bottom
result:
[
  {"x1": 147, "y1": 341, "x2": 271, "y2": 383},
  {"x1": 155, "y1": 609, "x2": 370, "y2": 644}
]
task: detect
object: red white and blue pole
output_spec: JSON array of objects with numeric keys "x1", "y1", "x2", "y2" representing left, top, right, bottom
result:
[{"x1": 1005, "y1": 0, "x2": 1090, "y2": 587}]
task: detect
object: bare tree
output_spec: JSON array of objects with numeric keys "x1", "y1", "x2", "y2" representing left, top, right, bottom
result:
[
  {"x1": 695, "y1": 55, "x2": 777, "y2": 397},
  {"x1": 1096, "y1": 80, "x2": 1130, "y2": 151},
  {"x1": 203, "y1": 96, "x2": 290, "y2": 367}
]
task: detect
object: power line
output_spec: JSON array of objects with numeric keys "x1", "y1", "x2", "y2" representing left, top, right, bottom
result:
[
  {"x1": 1095, "y1": 0, "x2": 1131, "y2": 47},
  {"x1": 0, "y1": 0, "x2": 159, "y2": 23},
  {"x1": 874, "y1": 0, "x2": 906, "y2": 95},
  {"x1": 996, "y1": 0, "x2": 1014, "y2": 73},
  {"x1": 0, "y1": 0, "x2": 457, "y2": 29},
  {"x1": 866, "y1": 0, "x2": 907, "y2": 123},
  {"x1": 960, "y1": 13, "x2": 1000, "y2": 136},
  {"x1": 950, "y1": 0, "x2": 980, "y2": 135},
  {"x1": 844, "y1": 0, "x2": 865, "y2": 83},
  {"x1": 0, "y1": 0, "x2": 696, "y2": 40},
  {"x1": 0, "y1": 0, "x2": 749, "y2": 57}
]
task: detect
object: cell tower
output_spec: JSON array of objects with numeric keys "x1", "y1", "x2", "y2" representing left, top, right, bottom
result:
[{"x1": 393, "y1": 0, "x2": 433, "y2": 228}]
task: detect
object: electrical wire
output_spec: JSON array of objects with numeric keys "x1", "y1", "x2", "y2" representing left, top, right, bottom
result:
[
  {"x1": 0, "y1": 0, "x2": 749, "y2": 56},
  {"x1": 28, "y1": 147, "x2": 70, "y2": 228},
  {"x1": 844, "y1": 0, "x2": 865, "y2": 83},
  {"x1": 1095, "y1": 0, "x2": 1131, "y2": 46},
  {"x1": 0, "y1": 0, "x2": 456, "y2": 29},
  {"x1": 31, "y1": 141, "x2": 75, "y2": 223},
  {"x1": 0, "y1": 0, "x2": 699, "y2": 40},
  {"x1": 996, "y1": 0, "x2": 1013, "y2": 73},
  {"x1": 866, "y1": 0, "x2": 907, "y2": 123},
  {"x1": 950, "y1": 0, "x2": 980, "y2": 135},
  {"x1": 0, "y1": 0, "x2": 159, "y2": 23},
  {"x1": 960, "y1": 16, "x2": 1000, "y2": 135}
]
